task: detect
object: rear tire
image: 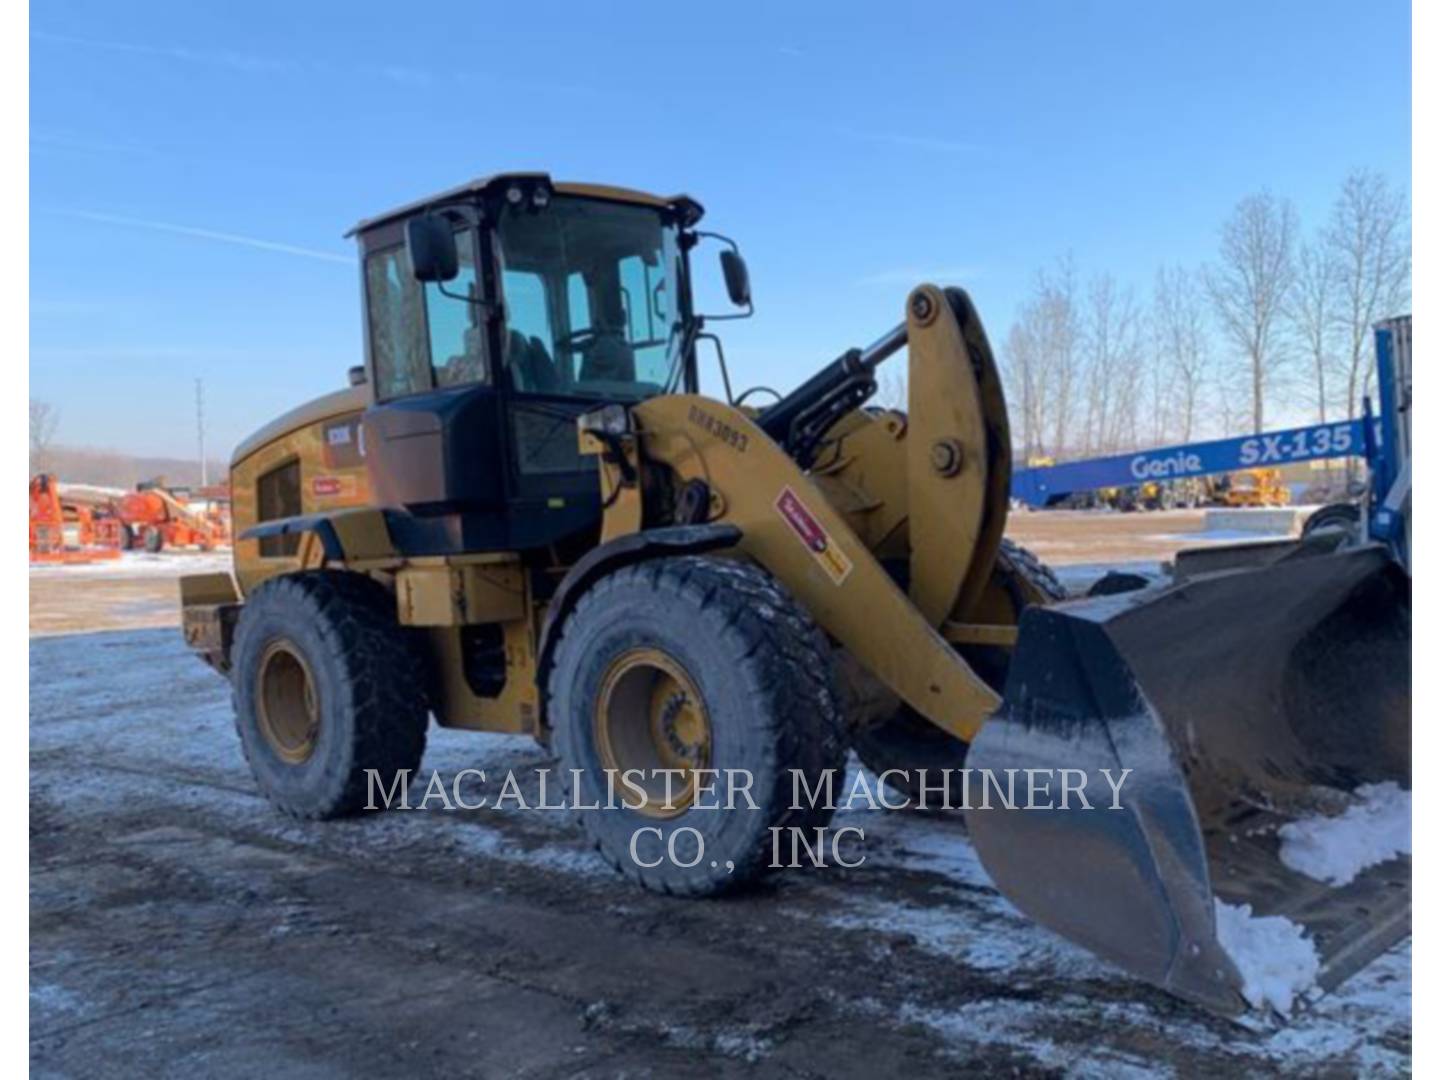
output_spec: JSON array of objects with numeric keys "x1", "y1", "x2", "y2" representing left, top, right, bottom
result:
[
  {"x1": 548, "y1": 556, "x2": 845, "y2": 896},
  {"x1": 231, "y1": 571, "x2": 428, "y2": 819},
  {"x1": 144, "y1": 529, "x2": 163, "y2": 553},
  {"x1": 1302, "y1": 501, "x2": 1361, "y2": 539},
  {"x1": 854, "y1": 540, "x2": 1065, "y2": 806}
]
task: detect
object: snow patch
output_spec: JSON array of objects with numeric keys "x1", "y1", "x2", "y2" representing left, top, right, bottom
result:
[
  {"x1": 1152, "y1": 529, "x2": 1287, "y2": 543},
  {"x1": 1278, "y1": 782, "x2": 1411, "y2": 886},
  {"x1": 1051, "y1": 561, "x2": 1164, "y2": 594},
  {"x1": 29, "y1": 551, "x2": 233, "y2": 578},
  {"x1": 1214, "y1": 901, "x2": 1320, "y2": 1015},
  {"x1": 892, "y1": 999, "x2": 1170, "y2": 1079}
]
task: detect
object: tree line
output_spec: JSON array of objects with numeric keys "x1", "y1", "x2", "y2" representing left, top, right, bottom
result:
[{"x1": 1001, "y1": 169, "x2": 1410, "y2": 464}]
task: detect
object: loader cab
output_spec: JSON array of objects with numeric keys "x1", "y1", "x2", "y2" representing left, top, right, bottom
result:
[{"x1": 350, "y1": 174, "x2": 706, "y2": 555}]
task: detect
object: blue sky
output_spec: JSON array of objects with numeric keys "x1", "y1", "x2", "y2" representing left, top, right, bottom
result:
[{"x1": 30, "y1": 0, "x2": 1411, "y2": 460}]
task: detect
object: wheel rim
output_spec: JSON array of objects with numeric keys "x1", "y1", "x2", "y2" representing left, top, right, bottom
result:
[
  {"x1": 594, "y1": 647, "x2": 711, "y2": 819},
  {"x1": 256, "y1": 640, "x2": 320, "y2": 764}
]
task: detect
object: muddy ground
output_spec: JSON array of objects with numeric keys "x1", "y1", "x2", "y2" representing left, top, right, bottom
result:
[{"x1": 30, "y1": 514, "x2": 1408, "y2": 1078}]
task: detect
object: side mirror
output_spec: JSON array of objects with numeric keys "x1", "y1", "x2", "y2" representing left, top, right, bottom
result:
[
  {"x1": 405, "y1": 214, "x2": 459, "y2": 283},
  {"x1": 348, "y1": 365, "x2": 368, "y2": 387},
  {"x1": 720, "y1": 249, "x2": 751, "y2": 308}
]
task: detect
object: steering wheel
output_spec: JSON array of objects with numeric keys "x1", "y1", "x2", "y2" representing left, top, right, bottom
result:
[{"x1": 554, "y1": 328, "x2": 601, "y2": 354}]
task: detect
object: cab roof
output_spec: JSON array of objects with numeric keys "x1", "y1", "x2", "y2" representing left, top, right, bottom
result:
[{"x1": 346, "y1": 172, "x2": 704, "y2": 237}]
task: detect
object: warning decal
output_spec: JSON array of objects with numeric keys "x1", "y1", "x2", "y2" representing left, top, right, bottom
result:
[
  {"x1": 775, "y1": 486, "x2": 853, "y2": 585},
  {"x1": 311, "y1": 475, "x2": 356, "y2": 499}
]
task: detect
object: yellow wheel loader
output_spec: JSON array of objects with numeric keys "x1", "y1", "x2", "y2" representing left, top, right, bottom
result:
[{"x1": 180, "y1": 173, "x2": 1409, "y2": 1018}]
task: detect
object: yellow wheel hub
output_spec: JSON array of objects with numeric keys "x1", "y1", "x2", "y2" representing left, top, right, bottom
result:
[
  {"x1": 255, "y1": 640, "x2": 320, "y2": 764},
  {"x1": 595, "y1": 648, "x2": 712, "y2": 818}
]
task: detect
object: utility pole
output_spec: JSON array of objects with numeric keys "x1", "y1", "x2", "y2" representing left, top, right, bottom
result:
[{"x1": 196, "y1": 378, "x2": 207, "y2": 488}]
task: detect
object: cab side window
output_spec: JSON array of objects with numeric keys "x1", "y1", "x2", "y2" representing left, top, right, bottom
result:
[
  {"x1": 365, "y1": 245, "x2": 429, "y2": 399},
  {"x1": 429, "y1": 231, "x2": 489, "y2": 389},
  {"x1": 256, "y1": 459, "x2": 301, "y2": 558},
  {"x1": 502, "y1": 270, "x2": 560, "y2": 392}
]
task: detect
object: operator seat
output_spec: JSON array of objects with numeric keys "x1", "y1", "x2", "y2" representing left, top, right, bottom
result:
[
  {"x1": 579, "y1": 291, "x2": 636, "y2": 383},
  {"x1": 508, "y1": 330, "x2": 560, "y2": 393},
  {"x1": 440, "y1": 327, "x2": 490, "y2": 386}
]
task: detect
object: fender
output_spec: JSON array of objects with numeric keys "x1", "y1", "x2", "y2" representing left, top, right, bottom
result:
[
  {"x1": 238, "y1": 506, "x2": 400, "y2": 581},
  {"x1": 240, "y1": 514, "x2": 346, "y2": 560},
  {"x1": 535, "y1": 523, "x2": 743, "y2": 702}
]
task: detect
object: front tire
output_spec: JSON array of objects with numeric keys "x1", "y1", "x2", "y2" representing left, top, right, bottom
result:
[
  {"x1": 548, "y1": 557, "x2": 845, "y2": 896},
  {"x1": 231, "y1": 571, "x2": 428, "y2": 819}
]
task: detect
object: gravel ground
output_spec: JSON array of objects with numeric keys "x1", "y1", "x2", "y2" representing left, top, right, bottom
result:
[{"x1": 29, "y1": 527, "x2": 1409, "y2": 1078}]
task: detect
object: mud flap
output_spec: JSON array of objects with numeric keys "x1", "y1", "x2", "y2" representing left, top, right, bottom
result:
[{"x1": 965, "y1": 543, "x2": 1410, "y2": 1017}]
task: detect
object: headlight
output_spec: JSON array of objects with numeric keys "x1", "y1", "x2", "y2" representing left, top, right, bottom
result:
[{"x1": 579, "y1": 404, "x2": 632, "y2": 436}]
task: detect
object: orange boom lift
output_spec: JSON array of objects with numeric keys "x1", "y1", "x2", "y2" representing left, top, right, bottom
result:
[
  {"x1": 114, "y1": 482, "x2": 229, "y2": 552},
  {"x1": 28, "y1": 475, "x2": 123, "y2": 563}
]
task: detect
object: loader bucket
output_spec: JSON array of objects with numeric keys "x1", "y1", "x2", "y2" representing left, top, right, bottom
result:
[{"x1": 965, "y1": 542, "x2": 1410, "y2": 1017}]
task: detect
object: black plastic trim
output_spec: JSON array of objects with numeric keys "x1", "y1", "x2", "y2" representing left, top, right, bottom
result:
[{"x1": 239, "y1": 515, "x2": 345, "y2": 560}]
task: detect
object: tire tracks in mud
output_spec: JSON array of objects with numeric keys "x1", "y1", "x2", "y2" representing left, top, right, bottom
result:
[
  {"x1": 30, "y1": 751, "x2": 1227, "y2": 1077},
  {"x1": 30, "y1": 646, "x2": 1408, "y2": 1077}
]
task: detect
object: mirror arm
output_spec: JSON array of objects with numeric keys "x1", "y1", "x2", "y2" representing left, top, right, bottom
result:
[
  {"x1": 696, "y1": 300, "x2": 753, "y2": 322},
  {"x1": 693, "y1": 229, "x2": 739, "y2": 250}
]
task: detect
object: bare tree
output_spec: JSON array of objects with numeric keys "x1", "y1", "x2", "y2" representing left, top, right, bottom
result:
[
  {"x1": 1325, "y1": 170, "x2": 1410, "y2": 422},
  {"x1": 1002, "y1": 319, "x2": 1046, "y2": 461},
  {"x1": 1081, "y1": 274, "x2": 1143, "y2": 452},
  {"x1": 30, "y1": 399, "x2": 60, "y2": 474},
  {"x1": 1000, "y1": 257, "x2": 1082, "y2": 461},
  {"x1": 1033, "y1": 257, "x2": 1083, "y2": 456},
  {"x1": 1288, "y1": 239, "x2": 1341, "y2": 424},
  {"x1": 1152, "y1": 265, "x2": 1211, "y2": 443},
  {"x1": 1205, "y1": 192, "x2": 1297, "y2": 433}
]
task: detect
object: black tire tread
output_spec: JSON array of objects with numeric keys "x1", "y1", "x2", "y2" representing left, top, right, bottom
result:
[
  {"x1": 548, "y1": 556, "x2": 845, "y2": 896},
  {"x1": 1302, "y1": 501, "x2": 1362, "y2": 538},
  {"x1": 996, "y1": 537, "x2": 1067, "y2": 603},
  {"x1": 232, "y1": 571, "x2": 428, "y2": 820}
]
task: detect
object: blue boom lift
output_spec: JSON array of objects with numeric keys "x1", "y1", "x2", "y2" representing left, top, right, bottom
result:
[
  {"x1": 1010, "y1": 419, "x2": 1367, "y2": 509},
  {"x1": 1010, "y1": 317, "x2": 1410, "y2": 536}
]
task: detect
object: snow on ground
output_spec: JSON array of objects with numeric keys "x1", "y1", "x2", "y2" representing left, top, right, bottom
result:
[
  {"x1": 810, "y1": 767, "x2": 1408, "y2": 1071},
  {"x1": 1279, "y1": 782, "x2": 1412, "y2": 886},
  {"x1": 28, "y1": 551, "x2": 233, "y2": 579},
  {"x1": 30, "y1": 627, "x2": 1411, "y2": 1074},
  {"x1": 823, "y1": 796, "x2": 1114, "y2": 983},
  {"x1": 1152, "y1": 528, "x2": 1291, "y2": 543},
  {"x1": 1214, "y1": 902, "x2": 1321, "y2": 1016}
]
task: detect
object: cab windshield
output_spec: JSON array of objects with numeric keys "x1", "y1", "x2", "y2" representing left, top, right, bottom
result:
[{"x1": 495, "y1": 197, "x2": 685, "y2": 400}]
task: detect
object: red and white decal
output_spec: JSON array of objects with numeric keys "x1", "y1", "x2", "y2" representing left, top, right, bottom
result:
[
  {"x1": 311, "y1": 475, "x2": 352, "y2": 498},
  {"x1": 775, "y1": 486, "x2": 853, "y2": 585}
]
